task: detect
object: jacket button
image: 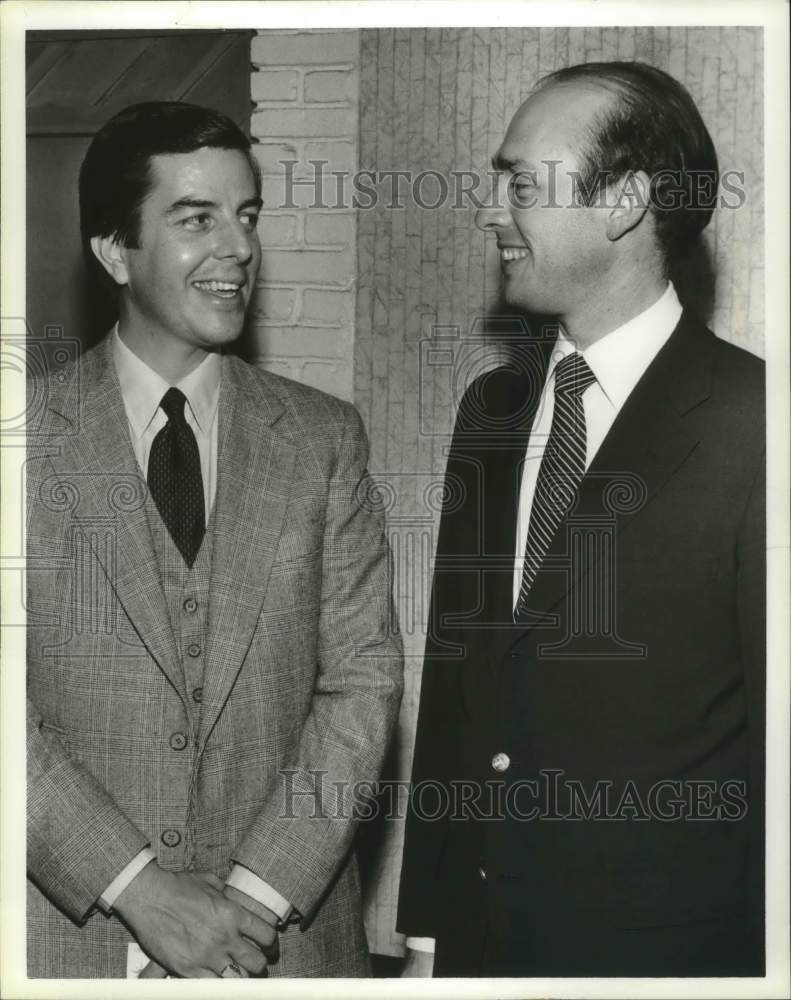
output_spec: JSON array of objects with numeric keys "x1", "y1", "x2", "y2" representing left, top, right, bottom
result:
[
  {"x1": 161, "y1": 829, "x2": 181, "y2": 848},
  {"x1": 187, "y1": 643, "x2": 201, "y2": 658},
  {"x1": 169, "y1": 732, "x2": 187, "y2": 751},
  {"x1": 183, "y1": 597, "x2": 198, "y2": 614},
  {"x1": 478, "y1": 866, "x2": 487, "y2": 881},
  {"x1": 192, "y1": 686, "x2": 203, "y2": 704},
  {"x1": 491, "y1": 752, "x2": 510, "y2": 773}
]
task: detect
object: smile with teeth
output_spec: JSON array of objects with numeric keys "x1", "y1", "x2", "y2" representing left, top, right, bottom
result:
[
  {"x1": 193, "y1": 279, "x2": 242, "y2": 297},
  {"x1": 500, "y1": 247, "x2": 530, "y2": 261}
]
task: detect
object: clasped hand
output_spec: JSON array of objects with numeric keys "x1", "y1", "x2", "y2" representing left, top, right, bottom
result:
[{"x1": 113, "y1": 864, "x2": 278, "y2": 978}]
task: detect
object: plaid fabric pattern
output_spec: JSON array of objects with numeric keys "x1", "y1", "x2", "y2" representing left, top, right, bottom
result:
[{"x1": 26, "y1": 336, "x2": 404, "y2": 977}]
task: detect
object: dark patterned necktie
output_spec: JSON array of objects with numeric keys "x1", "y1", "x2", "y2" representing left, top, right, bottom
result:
[
  {"x1": 515, "y1": 352, "x2": 596, "y2": 617},
  {"x1": 147, "y1": 387, "x2": 205, "y2": 567}
]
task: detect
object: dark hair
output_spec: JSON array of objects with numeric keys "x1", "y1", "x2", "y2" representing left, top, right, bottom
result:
[
  {"x1": 537, "y1": 61, "x2": 719, "y2": 261},
  {"x1": 79, "y1": 100, "x2": 261, "y2": 252}
]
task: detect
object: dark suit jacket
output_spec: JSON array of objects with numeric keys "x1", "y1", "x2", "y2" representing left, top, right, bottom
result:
[{"x1": 397, "y1": 312, "x2": 765, "y2": 976}]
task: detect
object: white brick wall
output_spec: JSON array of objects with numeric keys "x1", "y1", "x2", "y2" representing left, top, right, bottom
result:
[{"x1": 249, "y1": 30, "x2": 360, "y2": 401}]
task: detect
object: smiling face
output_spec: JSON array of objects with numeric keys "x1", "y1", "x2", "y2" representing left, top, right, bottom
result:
[
  {"x1": 477, "y1": 82, "x2": 619, "y2": 325},
  {"x1": 98, "y1": 146, "x2": 262, "y2": 379}
]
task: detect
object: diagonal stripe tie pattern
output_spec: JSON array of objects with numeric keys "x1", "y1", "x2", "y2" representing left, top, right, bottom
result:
[
  {"x1": 147, "y1": 387, "x2": 205, "y2": 567},
  {"x1": 515, "y1": 352, "x2": 596, "y2": 618}
]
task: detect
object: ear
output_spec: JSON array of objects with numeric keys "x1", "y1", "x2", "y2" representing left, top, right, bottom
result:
[
  {"x1": 89, "y1": 235, "x2": 130, "y2": 286},
  {"x1": 605, "y1": 170, "x2": 650, "y2": 242}
]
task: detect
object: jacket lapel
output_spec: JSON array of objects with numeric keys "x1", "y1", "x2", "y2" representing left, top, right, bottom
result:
[
  {"x1": 474, "y1": 335, "x2": 557, "y2": 632},
  {"x1": 518, "y1": 311, "x2": 714, "y2": 633},
  {"x1": 44, "y1": 336, "x2": 184, "y2": 696},
  {"x1": 449, "y1": 350, "x2": 550, "y2": 695},
  {"x1": 198, "y1": 357, "x2": 295, "y2": 744}
]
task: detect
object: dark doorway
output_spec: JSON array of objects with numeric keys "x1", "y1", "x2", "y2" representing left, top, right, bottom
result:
[{"x1": 26, "y1": 29, "x2": 254, "y2": 358}]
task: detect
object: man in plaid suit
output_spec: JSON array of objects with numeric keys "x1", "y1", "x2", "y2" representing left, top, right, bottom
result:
[{"x1": 26, "y1": 101, "x2": 403, "y2": 978}]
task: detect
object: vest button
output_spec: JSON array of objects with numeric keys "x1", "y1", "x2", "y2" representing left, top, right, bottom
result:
[
  {"x1": 161, "y1": 829, "x2": 181, "y2": 848},
  {"x1": 187, "y1": 643, "x2": 201, "y2": 658},
  {"x1": 192, "y1": 686, "x2": 203, "y2": 704},
  {"x1": 169, "y1": 732, "x2": 187, "y2": 751},
  {"x1": 183, "y1": 597, "x2": 198, "y2": 614},
  {"x1": 491, "y1": 752, "x2": 510, "y2": 773}
]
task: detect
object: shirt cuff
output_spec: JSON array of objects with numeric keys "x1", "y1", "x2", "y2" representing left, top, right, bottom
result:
[
  {"x1": 406, "y1": 936, "x2": 436, "y2": 953},
  {"x1": 97, "y1": 847, "x2": 157, "y2": 913},
  {"x1": 226, "y1": 864, "x2": 293, "y2": 922}
]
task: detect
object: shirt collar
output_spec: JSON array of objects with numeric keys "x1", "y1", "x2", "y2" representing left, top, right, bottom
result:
[
  {"x1": 112, "y1": 326, "x2": 222, "y2": 439},
  {"x1": 553, "y1": 282, "x2": 683, "y2": 409}
]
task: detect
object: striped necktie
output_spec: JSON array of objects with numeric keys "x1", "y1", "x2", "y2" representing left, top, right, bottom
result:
[{"x1": 515, "y1": 351, "x2": 596, "y2": 617}]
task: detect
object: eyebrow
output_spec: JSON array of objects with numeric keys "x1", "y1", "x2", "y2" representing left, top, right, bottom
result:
[{"x1": 166, "y1": 196, "x2": 263, "y2": 215}]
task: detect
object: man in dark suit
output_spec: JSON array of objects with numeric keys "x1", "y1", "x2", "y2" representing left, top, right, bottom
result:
[
  {"x1": 27, "y1": 101, "x2": 403, "y2": 978},
  {"x1": 397, "y1": 61, "x2": 764, "y2": 977}
]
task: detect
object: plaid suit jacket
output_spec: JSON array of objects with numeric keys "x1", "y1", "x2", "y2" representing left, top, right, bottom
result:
[{"x1": 26, "y1": 335, "x2": 403, "y2": 977}]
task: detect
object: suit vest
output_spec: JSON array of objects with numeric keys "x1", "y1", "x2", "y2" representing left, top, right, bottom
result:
[
  {"x1": 144, "y1": 494, "x2": 214, "y2": 868},
  {"x1": 145, "y1": 494, "x2": 214, "y2": 722}
]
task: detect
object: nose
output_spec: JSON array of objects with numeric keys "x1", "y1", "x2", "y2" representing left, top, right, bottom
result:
[
  {"x1": 475, "y1": 174, "x2": 511, "y2": 232},
  {"x1": 214, "y1": 216, "x2": 257, "y2": 265}
]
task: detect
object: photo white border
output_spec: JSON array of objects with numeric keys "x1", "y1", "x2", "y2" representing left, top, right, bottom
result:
[{"x1": 2, "y1": 2, "x2": 788, "y2": 998}]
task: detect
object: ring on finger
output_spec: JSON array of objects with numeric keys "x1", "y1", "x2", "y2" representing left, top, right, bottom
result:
[{"x1": 219, "y1": 959, "x2": 244, "y2": 977}]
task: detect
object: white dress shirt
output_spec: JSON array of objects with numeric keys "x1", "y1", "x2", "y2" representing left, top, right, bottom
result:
[
  {"x1": 99, "y1": 328, "x2": 292, "y2": 922},
  {"x1": 407, "y1": 282, "x2": 683, "y2": 955},
  {"x1": 113, "y1": 327, "x2": 220, "y2": 520}
]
